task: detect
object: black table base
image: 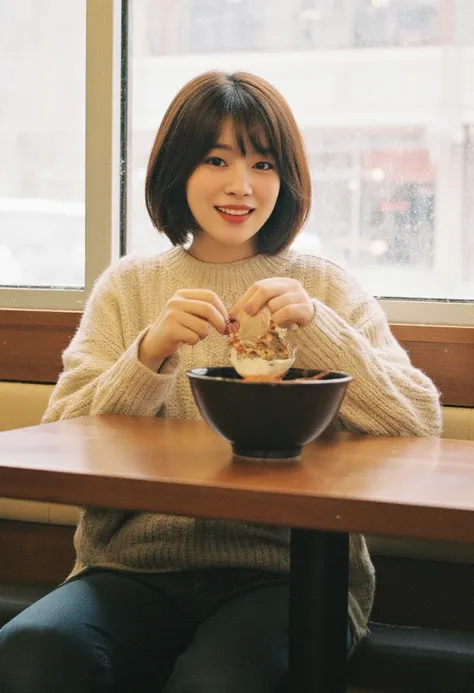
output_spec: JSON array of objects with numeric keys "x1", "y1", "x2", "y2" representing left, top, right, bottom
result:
[{"x1": 289, "y1": 529, "x2": 349, "y2": 693}]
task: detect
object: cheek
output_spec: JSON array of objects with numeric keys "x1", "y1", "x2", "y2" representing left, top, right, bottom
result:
[
  {"x1": 263, "y1": 177, "x2": 281, "y2": 209},
  {"x1": 187, "y1": 172, "x2": 216, "y2": 208}
]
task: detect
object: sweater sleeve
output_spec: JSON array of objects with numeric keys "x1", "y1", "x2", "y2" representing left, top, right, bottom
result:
[
  {"x1": 42, "y1": 265, "x2": 180, "y2": 424},
  {"x1": 293, "y1": 263, "x2": 442, "y2": 437}
]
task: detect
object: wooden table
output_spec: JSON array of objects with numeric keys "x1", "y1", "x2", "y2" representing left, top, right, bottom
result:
[{"x1": 2, "y1": 415, "x2": 474, "y2": 693}]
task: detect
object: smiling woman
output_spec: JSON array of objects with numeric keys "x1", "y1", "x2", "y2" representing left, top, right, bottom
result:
[
  {"x1": 0, "y1": 53, "x2": 445, "y2": 692},
  {"x1": 1, "y1": 4, "x2": 474, "y2": 693},
  {"x1": 145, "y1": 71, "x2": 311, "y2": 258},
  {"x1": 185, "y1": 120, "x2": 281, "y2": 262}
]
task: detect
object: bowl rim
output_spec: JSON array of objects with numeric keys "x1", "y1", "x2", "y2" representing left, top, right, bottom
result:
[{"x1": 186, "y1": 367, "x2": 352, "y2": 385}]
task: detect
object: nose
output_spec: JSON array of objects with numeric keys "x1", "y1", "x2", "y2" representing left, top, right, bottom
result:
[{"x1": 224, "y1": 161, "x2": 252, "y2": 197}]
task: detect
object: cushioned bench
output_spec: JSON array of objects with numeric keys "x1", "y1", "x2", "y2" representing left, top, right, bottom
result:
[
  {"x1": 0, "y1": 584, "x2": 51, "y2": 628},
  {"x1": 2, "y1": 585, "x2": 473, "y2": 692},
  {"x1": 349, "y1": 622, "x2": 474, "y2": 692}
]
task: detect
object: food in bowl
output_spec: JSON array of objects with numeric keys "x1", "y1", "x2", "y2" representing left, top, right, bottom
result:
[{"x1": 226, "y1": 307, "x2": 296, "y2": 381}]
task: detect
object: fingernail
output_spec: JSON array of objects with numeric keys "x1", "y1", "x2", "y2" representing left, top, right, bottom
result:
[
  {"x1": 245, "y1": 305, "x2": 254, "y2": 315},
  {"x1": 223, "y1": 318, "x2": 240, "y2": 335}
]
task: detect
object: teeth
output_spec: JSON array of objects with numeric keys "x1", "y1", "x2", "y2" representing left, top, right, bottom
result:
[{"x1": 217, "y1": 207, "x2": 251, "y2": 216}]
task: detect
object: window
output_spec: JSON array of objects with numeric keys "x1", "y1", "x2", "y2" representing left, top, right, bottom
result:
[
  {"x1": 1, "y1": 1, "x2": 473, "y2": 397},
  {"x1": 0, "y1": 0, "x2": 86, "y2": 291},
  {"x1": 128, "y1": 0, "x2": 474, "y2": 325},
  {"x1": 0, "y1": 0, "x2": 118, "y2": 310}
]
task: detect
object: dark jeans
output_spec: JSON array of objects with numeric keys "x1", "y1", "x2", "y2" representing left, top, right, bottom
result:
[
  {"x1": 0, "y1": 567, "x2": 290, "y2": 693},
  {"x1": 0, "y1": 567, "x2": 352, "y2": 693}
]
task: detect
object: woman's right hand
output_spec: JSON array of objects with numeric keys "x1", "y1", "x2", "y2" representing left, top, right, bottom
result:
[{"x1": 138, "y1": 289, "x2": 229, "y2": 372}]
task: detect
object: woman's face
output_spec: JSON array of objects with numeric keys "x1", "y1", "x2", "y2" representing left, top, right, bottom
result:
[{"x1": 186, "y1": 119, "x2": 281, "y2": 261}]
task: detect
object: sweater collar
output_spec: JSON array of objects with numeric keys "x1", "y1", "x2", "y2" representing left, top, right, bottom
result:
[{"x1": 163, "y1": 245, "x2": 292, "y2": 283}]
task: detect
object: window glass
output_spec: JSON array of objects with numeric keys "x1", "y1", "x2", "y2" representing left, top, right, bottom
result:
[
  {"x1": 128, "y1": 0, "x2": 474, "y2": 300},
  {"x1": 0, "y1": 0, "x2": 85, "y2": 288}
]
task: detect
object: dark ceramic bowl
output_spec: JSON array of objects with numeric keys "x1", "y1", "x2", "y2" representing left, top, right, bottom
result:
[{"x1": 187, "y1": 367, "x2": 352, "y2": 461}]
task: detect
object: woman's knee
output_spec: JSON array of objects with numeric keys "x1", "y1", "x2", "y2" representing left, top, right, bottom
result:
[
  {"x1": 0, "y1": 621, "x2": 111, "y2": 693},
  {"x1": 164, "y1": 650, "x2": 287, "y2": 693}
]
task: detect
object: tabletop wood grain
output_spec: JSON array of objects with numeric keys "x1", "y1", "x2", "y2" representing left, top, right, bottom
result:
[{"x1": 1, "y1": 415, "x2": 474, "y2": 543}]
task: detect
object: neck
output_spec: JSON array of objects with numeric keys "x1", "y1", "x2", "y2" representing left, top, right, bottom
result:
[{"x1": 187, "y1": 235, "x2": 257, "y2": 264}]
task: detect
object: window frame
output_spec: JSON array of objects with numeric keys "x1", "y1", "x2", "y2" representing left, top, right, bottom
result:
[{"x1": 0, "y1": 0, "x2": 473, "y2": 406}]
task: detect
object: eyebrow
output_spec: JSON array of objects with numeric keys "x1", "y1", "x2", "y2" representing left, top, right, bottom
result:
[{"x1": 211, "y1": 142, "x2": 273, "y2": 154}]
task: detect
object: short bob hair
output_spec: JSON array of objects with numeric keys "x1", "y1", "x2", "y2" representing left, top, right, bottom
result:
[{"x1": 145, "y1": 71, "x2": 311, "y2": 255}]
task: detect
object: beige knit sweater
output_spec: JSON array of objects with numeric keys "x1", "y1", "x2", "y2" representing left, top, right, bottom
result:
[{"x1": 42, "y1": 245, "x2": 442, "y2": 643}]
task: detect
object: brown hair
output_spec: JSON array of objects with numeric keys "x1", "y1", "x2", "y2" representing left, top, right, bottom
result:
[{"x1": 145, "y1": 71, "x2": 311, "y2": 254}]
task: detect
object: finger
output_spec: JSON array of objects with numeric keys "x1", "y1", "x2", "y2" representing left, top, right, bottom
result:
[
  {"x1": 271, "y1": 302, "x2": 314, "y2": 328},
  {"x1": 223, "y1": 317, "x2": 240, "y2": 335},
  {"x1": 230, "y1": 280, "x2": 285, "y2": 318},
  {"x1": 176, "y1": 290, "x2": 228, "y2": 321},
  {"x1": 229, "y1": 285, "x2": 259, "y2": 319},
  {"x1": 244, "y1": 280, "x2": 291, "y2": 316},
  {"x1": 172, "y1": 325, "x2": 202, "y2": 347},
  {"x1": 267, "y1": 292, "x2": 303, "y2": 315},
  {"x1": 173, "y1": 299, "x2": 227, "y2": 334},
  {"x1": 160, "y1": 318, "x2": 207, "y2": 349},
  {"x1": 177, "y1": 312, "x2": 212, "y2": 340}
]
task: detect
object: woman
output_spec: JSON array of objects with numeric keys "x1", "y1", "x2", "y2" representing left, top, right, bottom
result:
[{"x1": 0, "y1": 70, "x2": 441, "y2": 693}]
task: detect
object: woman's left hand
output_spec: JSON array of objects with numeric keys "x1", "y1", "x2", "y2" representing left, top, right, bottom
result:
[{"x1": 230, "y1": 278, "x2": 315, "y2": 328}]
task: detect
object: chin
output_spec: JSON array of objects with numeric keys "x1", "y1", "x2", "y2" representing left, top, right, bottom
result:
[{"x1": 214, "y1": 231, "x2": 258, "y2": 246}]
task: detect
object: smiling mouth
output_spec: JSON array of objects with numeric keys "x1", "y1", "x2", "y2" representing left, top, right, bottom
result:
[{"x1": 215, "y1": 206, "x2": 254, "y2": 216}]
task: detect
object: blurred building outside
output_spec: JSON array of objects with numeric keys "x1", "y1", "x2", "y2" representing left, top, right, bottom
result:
[{"x1": 1, "y1": 0, "x2": 473, "y2": 299}]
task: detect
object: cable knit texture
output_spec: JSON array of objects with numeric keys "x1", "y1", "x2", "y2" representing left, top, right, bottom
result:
[{"x1": 42, "y1": 246, "x2": 442, "y2": 644}]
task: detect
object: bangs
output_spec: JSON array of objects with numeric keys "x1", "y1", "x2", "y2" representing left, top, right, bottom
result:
[
  {"x1": 231, "y1": 108, "x2": 277, "y2": 158},
  {"x1": 200, "y1": 81, "x2": 281, "y2": 161}
]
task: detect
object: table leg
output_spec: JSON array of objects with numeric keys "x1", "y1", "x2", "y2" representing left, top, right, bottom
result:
[{"x1": 289, "y1": 528, "x2": 349, "y2": 693}]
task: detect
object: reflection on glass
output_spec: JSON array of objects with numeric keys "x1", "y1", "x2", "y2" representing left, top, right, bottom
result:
[
  {"x1": 0, "y1": 0, "x2": 85, "y2": 288},
  {"x1": 128, "y1": 0, "x2": 474, "y2": 300}
]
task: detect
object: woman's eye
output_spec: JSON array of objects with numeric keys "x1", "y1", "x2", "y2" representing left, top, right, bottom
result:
[
  {"x1": 254, "y1": 161, "x2": 274, "y2": 171},
  {"x1": 205, "y1": 157, "x2": 226, "y2": 167}
]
